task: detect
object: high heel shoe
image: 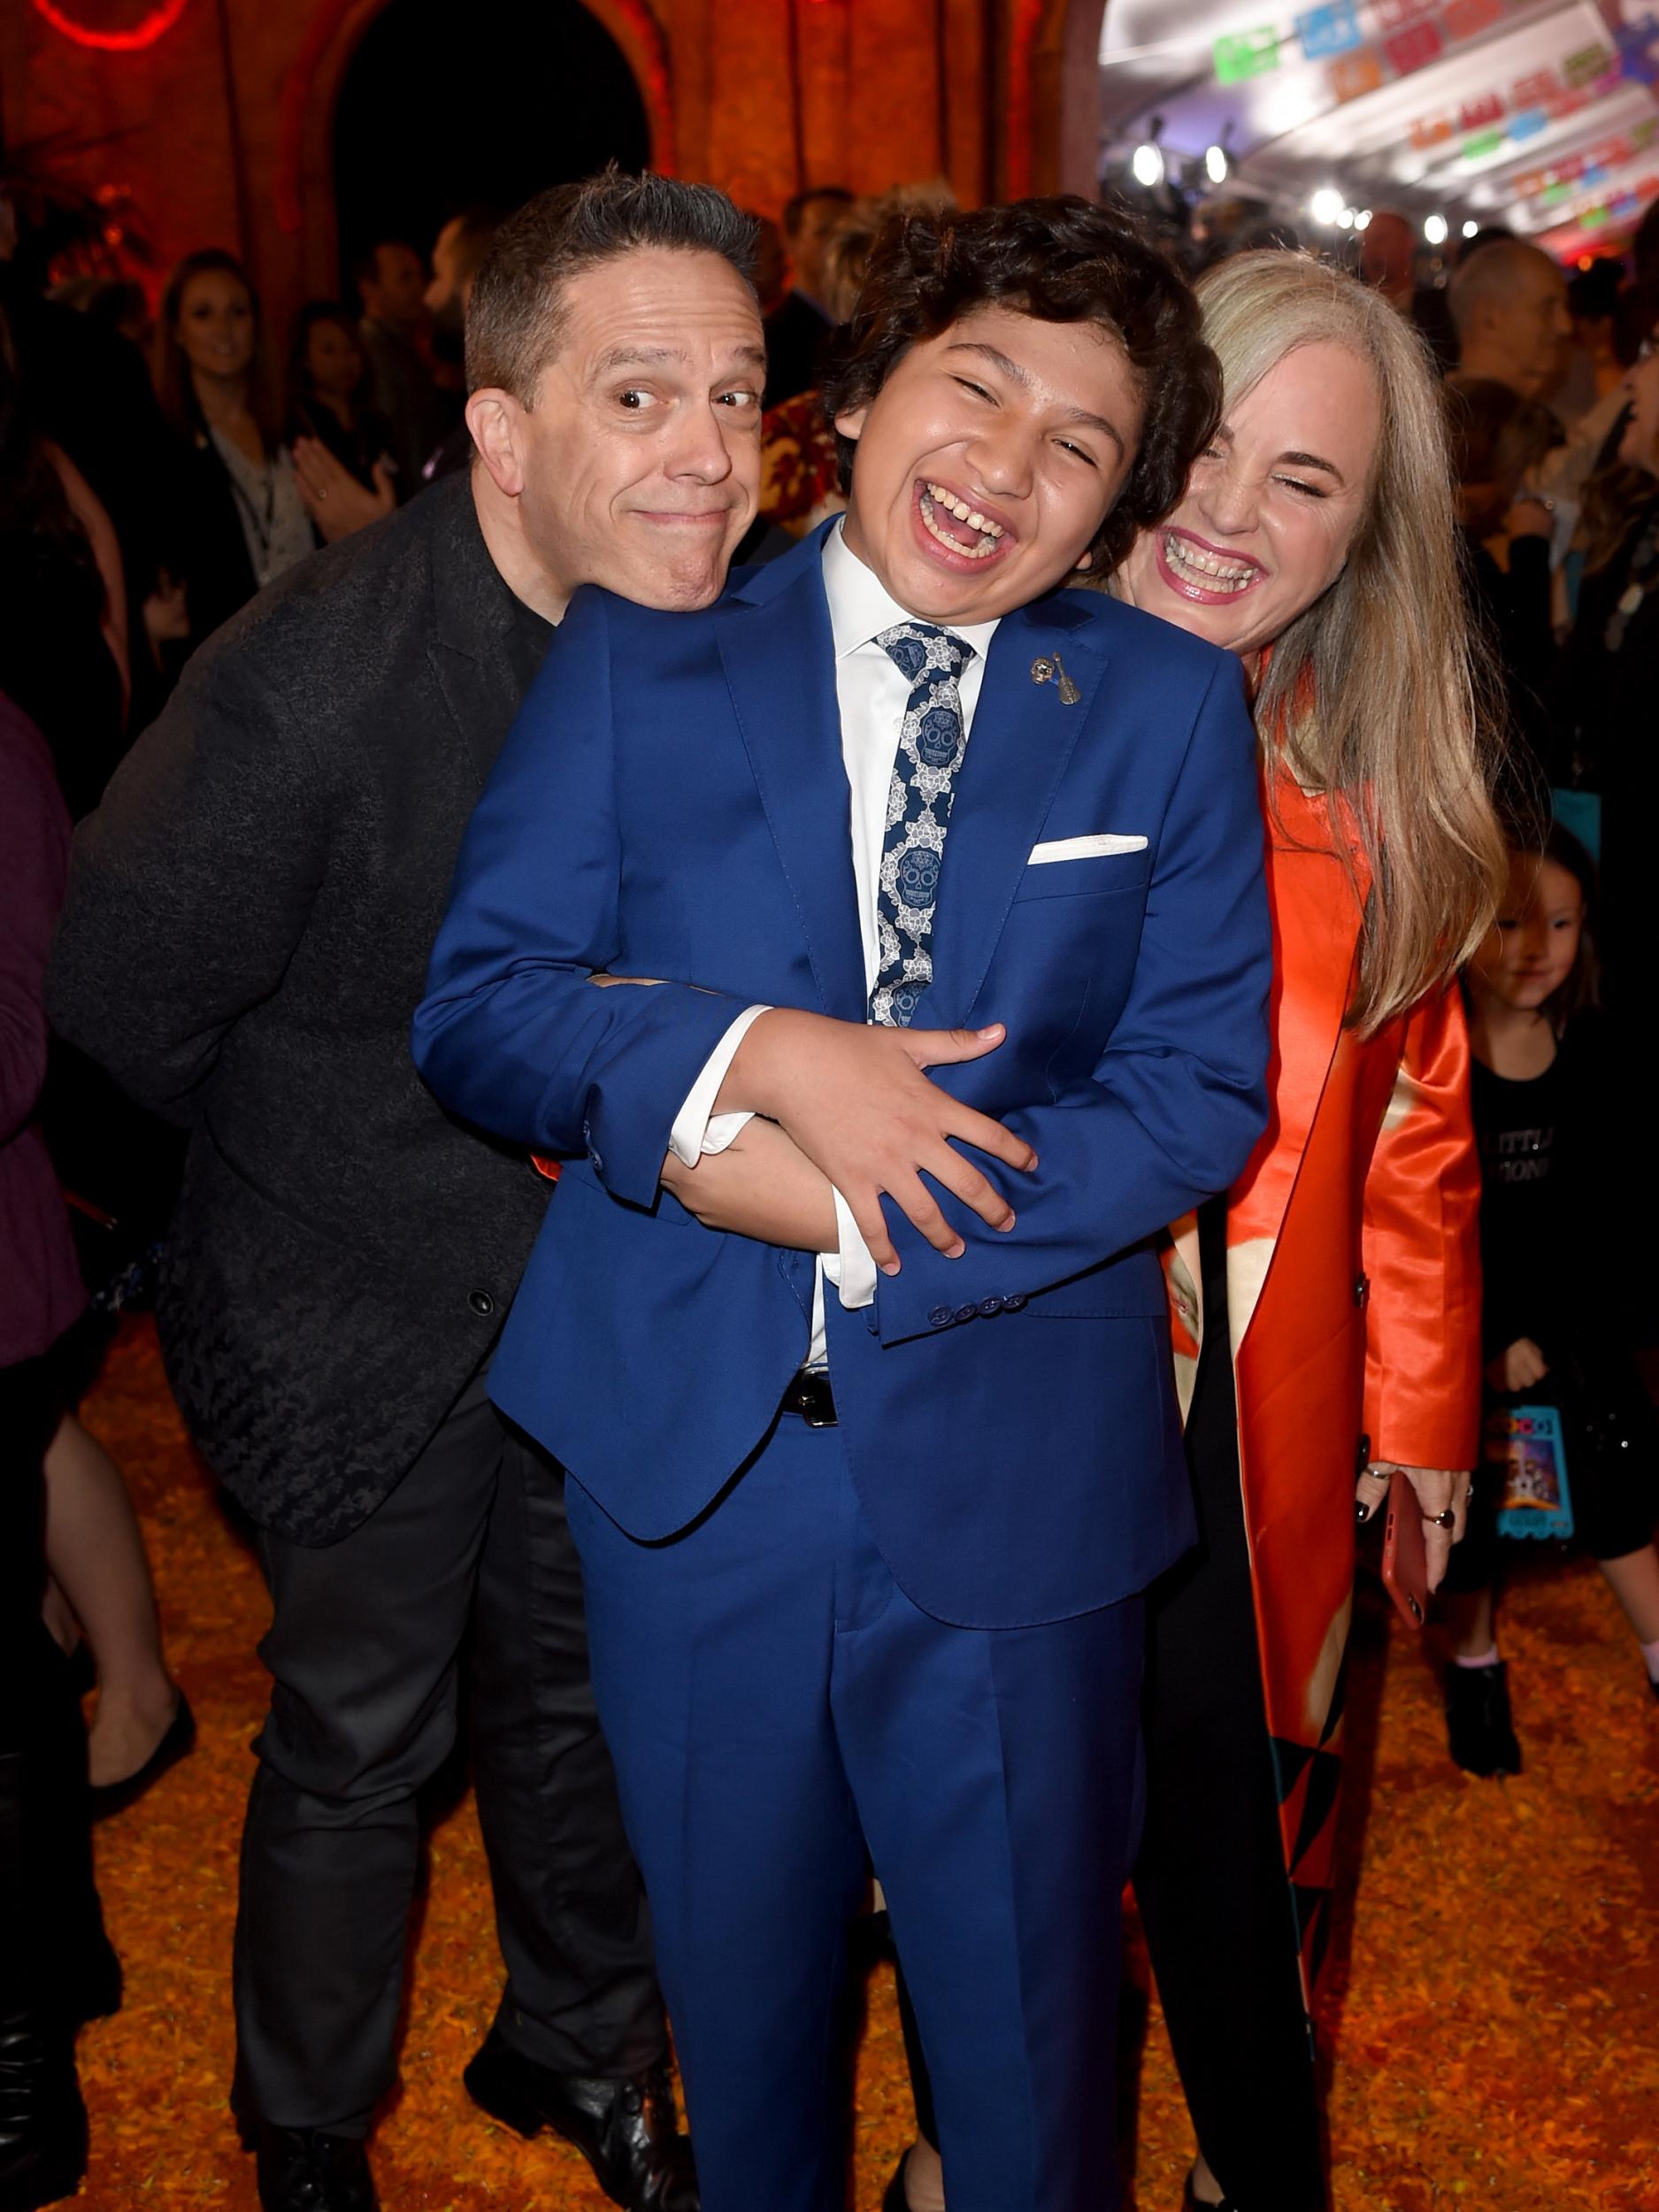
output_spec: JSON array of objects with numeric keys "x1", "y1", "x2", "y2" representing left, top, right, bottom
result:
[{"x1": 88, "y1": 1691, "x2": 195, "y2": 1821}]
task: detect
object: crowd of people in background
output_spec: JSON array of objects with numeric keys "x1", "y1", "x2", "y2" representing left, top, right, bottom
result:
[
  {"x1": 7, "y1": 177, "x2": 1658, "y2": 864},
  {"x1": 4, "y1": 152, "x2": 1659, "y2": 2212},
  {"x1": 1, "y1": 203, "x2": 511, "y2": 777}
]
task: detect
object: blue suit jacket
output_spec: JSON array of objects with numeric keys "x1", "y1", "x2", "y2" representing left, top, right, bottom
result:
[{"x1": 414, "y1": 526, "x2": 1271, "y2": 1628}]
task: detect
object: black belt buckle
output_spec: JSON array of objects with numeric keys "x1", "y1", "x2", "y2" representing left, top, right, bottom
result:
[{"x1": 780, "y1": 1369, "x2": 837, "y2": 1427}]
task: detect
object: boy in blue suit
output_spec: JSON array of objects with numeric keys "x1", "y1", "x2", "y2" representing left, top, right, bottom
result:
[{"x1": 415, "y1": 198, "x2": 1271, "y2": 2212}]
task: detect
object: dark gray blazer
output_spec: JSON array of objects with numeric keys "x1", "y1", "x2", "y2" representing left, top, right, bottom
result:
[{"x1": 47, "y1": 471, "x2": 551, "y2": 1544}]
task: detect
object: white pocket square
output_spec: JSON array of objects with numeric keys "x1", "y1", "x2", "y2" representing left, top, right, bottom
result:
[{"x1": 1026, "y1": 833, "x2": 1148, "y2": 864}]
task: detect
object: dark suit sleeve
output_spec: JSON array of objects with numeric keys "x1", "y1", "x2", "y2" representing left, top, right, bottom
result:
[
  {"x1": 871, "y1": 658, "x2": 1271, "y2": 1346},
  {"x1": 413, "y1": 588, "x2": 755, "y2": 1205},
  {"x1": 46, "y1": 637, "x2": 334, "y2": 1118}
]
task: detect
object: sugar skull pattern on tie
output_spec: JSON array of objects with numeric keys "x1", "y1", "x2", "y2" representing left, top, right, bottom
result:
[{"x1": 870, "y1": 622, "x2": 976, "y2": 1027}]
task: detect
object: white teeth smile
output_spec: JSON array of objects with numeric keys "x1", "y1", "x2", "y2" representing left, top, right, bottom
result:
[
  {"x1": 921, "y1": 482, "x2": 1005, "y2": 558},
  {"x1": 1164, "y1": 532, "x2": 1259, "y2": 593}
]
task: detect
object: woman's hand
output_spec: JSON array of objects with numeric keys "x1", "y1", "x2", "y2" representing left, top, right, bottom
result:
[
  {"x1": 661, "y1": 1118, "x2": 838, "y2": 1253},
  {"x1": 1504, "y1": 491, "x2": 1554, "y2": 541},
  {"x1": 142, "y1": 571, "x2": 190, "y2": 658},
  {"x1": 1486, "y1": 1336, "x2": 1548, "y2": 1394},
  {"x1": 1354, "y1": 1463, "x2": 1472, "y2": 1590},
  {"x1": 292, "y1": 439, "x2": 395, "y2": 542}
]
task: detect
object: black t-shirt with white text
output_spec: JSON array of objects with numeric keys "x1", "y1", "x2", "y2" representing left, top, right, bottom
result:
[{"x1": 1471, "y1": 1053, "x2": 1569, "y2": 1362}]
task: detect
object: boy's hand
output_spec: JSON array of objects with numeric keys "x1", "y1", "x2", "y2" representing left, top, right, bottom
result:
[
  {"x1": 662, "y1": 1118, "x2": 837, "y2": 1251},
  {"x1": 1486, "y1": 1337, "x2": 1548, "y2": 1394},
  {"x1": 718, "y1": 1008, "x2": 1035, "y2": 1273}
]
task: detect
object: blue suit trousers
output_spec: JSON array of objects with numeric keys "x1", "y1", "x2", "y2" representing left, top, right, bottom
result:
[{"x1": 565, "y1": 1411, "x2": 1145, "y2": 2212}]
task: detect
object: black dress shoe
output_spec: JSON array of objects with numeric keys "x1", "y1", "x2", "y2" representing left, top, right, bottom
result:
[
  {"x1": 0, "y1": 2019, "x2": 88, "y2": 2212},
  {"x1": 65, "y1": 1932, "x2": 122, "y2": 2027},
  {"x1": 88, "y1": 1691, "x2": 196, "y2": 1821},
  {"x1": 1444, "y1": 1660, "x2": 1522, "y2": 1778},
  {"x1": 255, "y1": 2124, "x2": 378, "y2": 2212},
  {"x1": 464, "y1": 2027, "x2": 697, "y2": 2210}
]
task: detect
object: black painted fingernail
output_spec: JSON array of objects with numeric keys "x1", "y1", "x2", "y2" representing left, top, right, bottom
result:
[{"x1": 1356, "y1": 1501, "x2": 1372, "y2": 1525}]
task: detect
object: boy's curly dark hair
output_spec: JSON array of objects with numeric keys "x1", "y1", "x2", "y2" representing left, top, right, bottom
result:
[{"x1": 819, "y1": 195, "x2": 1221, "y2": 572}]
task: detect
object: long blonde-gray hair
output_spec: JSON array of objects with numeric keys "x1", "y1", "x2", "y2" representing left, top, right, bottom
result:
[{"x1": 1181, "y1": 250, "x2": 1506, "y2": 1033}]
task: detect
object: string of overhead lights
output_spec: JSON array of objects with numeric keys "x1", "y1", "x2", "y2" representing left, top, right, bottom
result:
[
  {"x1": 1310, "y1": 190, "x2": 1456, "y2": 245},
  {"x1": 1112, "y1": 94, "x2": 1486, "y2": 260},
  {"x1": 1122, "y1": 116, "x2": 1234, "y2": 196},
  {"x1": 1114, "y1": 134, "x2": 1466, "y2": 255}
]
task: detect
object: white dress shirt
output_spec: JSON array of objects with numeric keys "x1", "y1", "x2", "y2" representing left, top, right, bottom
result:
[{"x1": 668, "y1": 520, "x2": 1000, "y2": 1367}]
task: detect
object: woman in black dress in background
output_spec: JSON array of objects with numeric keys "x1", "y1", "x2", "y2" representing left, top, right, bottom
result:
[
  {"x1": 0, "y1": 303, "x2": 127, "y2": 818},
  {"x1": 154, "y1": 250, "x2": 314, "y2": 654},
  {"x1": 284, "y1": 303, "x2": 397, "y2": 497}
]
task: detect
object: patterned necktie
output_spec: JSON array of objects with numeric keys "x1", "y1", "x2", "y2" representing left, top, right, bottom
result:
[{"x1": 869, "y1": 622, "x2": 976, "y2": 1027}]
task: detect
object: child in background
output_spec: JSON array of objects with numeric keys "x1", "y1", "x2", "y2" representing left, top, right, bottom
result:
[{"x1": 1441, "y1": 824, "x2": 1659, "y2": 1776}]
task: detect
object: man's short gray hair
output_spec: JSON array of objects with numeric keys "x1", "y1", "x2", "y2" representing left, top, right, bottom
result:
[
  {"x1": 1448, "y1": 236, "x2": 1559, "y2": 339},
  {"x1": 466, "y1": 168, "x2": 758, "y2": 401}
]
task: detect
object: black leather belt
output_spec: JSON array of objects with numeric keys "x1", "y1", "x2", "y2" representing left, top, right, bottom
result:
[{"x1": 779, "y1": 1369, "x2": 838, "y2": 1426}]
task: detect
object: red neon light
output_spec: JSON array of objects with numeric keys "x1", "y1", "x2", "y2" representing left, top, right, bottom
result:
[{"x1": 28, "y1": 0, "x2": 189, "y2": 52}]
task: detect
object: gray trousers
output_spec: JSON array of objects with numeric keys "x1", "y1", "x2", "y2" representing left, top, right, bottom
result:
[{"x1": 232, "y1": 1368, "x2": 666, "y2": 2136}]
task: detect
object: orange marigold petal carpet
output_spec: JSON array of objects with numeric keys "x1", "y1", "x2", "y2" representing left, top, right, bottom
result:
[{"x1": 61, "y1": 1320, "x2": 1659, "y2": 2209}]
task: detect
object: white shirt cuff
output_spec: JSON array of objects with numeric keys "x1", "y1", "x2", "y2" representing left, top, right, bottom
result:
[
  {"x1": 823, "y1": 1184, "x2": 877, "y2": 1310},
  {"x1": 667, "y1": 1004, "x2": 772, "y2": 1166}
]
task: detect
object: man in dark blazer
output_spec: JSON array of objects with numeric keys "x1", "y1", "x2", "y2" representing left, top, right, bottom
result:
[
  {"x1": 355, "y1": 238, "x2": 449, "y2": 498},
  {"x1": 47, "y1": 173, "x2": 767, "y2": 2212},
  {"x1": 762, "y1": 186, "x2": 854, "y2": 410},
  {"x1": 415, "y1": 198, "x2": 1271, "y2": 2212}
]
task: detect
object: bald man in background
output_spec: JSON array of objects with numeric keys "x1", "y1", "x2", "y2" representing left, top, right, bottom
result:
[{"x1": 1449, "y1": 235, "x2": 1572, "y2": 403}]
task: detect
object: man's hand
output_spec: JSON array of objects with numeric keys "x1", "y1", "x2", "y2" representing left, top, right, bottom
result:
[
  {"x1": 662, "y1": 1118, "x2": 837, "y2": 1251},
  {"x1": 292, "y1": 439, "x2": 396, "y2": 543},
  {"x1": 1486, "y1": 1336, "x2": 1548, "y2": 1394},
  {"x1": 718, "y1": 1008, "x2": 1035, "y2": 1273}
]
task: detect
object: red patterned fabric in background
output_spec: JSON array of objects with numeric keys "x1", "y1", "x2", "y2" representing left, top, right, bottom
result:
[
  {"x1": 1164, "y1": 764, "x2": 1483, "y2": 2004},
  {"x1": 758, "y1": 392, "x2": 841, "y2": 534}
]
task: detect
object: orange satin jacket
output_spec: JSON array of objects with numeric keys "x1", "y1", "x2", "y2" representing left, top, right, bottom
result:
[{"x1": 1164, "y1": 768, "x2": 1482, "y2": 2000}]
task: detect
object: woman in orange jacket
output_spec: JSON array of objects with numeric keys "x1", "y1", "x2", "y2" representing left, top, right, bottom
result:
[
  {"x1": 885, "y1": 253, "x2": 1505, "y2": 2212},
  {"x1": 1115, "y1": 253, "x2": 1502, "y2": 2212}
]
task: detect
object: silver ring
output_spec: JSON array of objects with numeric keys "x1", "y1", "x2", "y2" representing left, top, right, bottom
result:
[{"x1": 1432, "y1": 1508, "x2": 1455, "y2": 1529}]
